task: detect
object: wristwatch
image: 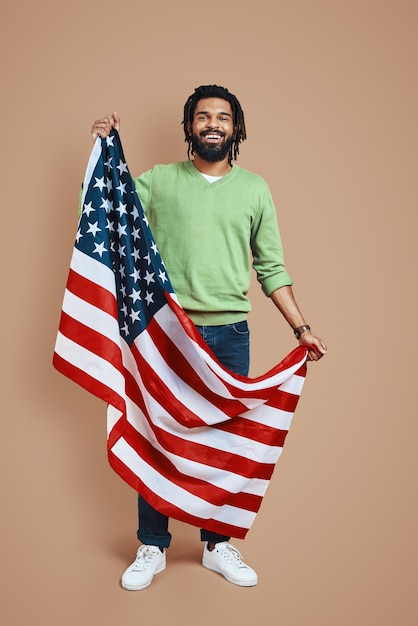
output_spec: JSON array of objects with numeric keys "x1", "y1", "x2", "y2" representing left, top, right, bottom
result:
[{"x1": 293, "y1": 325, "x2": 311, "y2": 340}]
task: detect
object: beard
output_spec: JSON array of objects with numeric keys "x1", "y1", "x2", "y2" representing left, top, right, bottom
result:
[{"x1": 191, "y1": 132, "x2": 234, "y2": 162}]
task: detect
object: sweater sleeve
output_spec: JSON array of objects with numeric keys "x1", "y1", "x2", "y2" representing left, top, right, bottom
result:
[
  {"x1": 250, "y1": 182, "x2": 293, "y2": 296},
  {"x1": 133, "y1": 168, "x2": 153, "y2": 212}
]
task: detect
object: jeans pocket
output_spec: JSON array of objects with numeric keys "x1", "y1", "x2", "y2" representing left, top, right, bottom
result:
[{"x1": 229, "y1": 320, "x2": 250, "y2": 336}]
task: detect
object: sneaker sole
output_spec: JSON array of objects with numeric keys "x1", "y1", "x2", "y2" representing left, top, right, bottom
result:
[
  {"x1": 202, "y1": 559, "x2": 258, "y2": 587},
  {"x1": 121, "y1": 561, "x2": 166, "y2": 591}
]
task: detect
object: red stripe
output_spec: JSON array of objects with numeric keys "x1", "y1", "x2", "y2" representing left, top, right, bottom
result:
[
  {"x1": 67, "y1": 268, "x2": 118, "y2": 318},
  {"x1": 58, "y1": 311, "x2": 123, "y2": 371},
  {"x1": 214, "y1": 418, "x2": 289, "y2": 448},
  {"x1": 52, "y1": 352, "x2": 125, "y2": 412}
]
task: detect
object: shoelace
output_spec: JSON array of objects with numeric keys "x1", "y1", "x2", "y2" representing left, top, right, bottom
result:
[
  {"x1": 218, "y1": 544, "x2": 248, "y2": 569},
  {"x1": 132, "y1": 546, "x2": 160, "y2": 572}
]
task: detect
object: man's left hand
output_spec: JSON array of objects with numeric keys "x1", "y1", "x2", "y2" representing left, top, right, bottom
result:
[{"x1": 299, "y1": 332, "x2": 327, "y2": 361}]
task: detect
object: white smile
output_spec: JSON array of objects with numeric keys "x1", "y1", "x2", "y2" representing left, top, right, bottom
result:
[{"x1": 204, "y1": 134, "x2": 223, "y2": 141}]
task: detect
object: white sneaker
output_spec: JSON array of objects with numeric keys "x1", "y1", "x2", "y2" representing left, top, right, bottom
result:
[
  {"x1": 202, "y1": 541, "x2": 258, "y2": 587},
  {"x1": 121, "y1": 545, "x2": 166, "y2": 591}
]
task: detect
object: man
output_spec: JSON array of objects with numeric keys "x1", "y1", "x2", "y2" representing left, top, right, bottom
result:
[{"x1": 91, "y1": 84, "x2": 327, "y2": 590}]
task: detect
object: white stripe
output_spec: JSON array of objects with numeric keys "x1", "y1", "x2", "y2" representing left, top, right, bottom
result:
[
  {"x1": 70, "y1": 247, "x2": 115, "y2": 293},
  {"x1": 61, "y1": 289, "x2": 120, "y2": 343},
  {"x1": 240, "y1": 404, "x2": 294, "y2": 430},
  {"x1": 107, "y1": 405, "x2": 123, "y2": 435},
  {"x1": 278, "y1": 373, "x2": 305, "y2": 396},
  {"x1": 80, "y1": 137, "x2": 102, "y2": 209}
]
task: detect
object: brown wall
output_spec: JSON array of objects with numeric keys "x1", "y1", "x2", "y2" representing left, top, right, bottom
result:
[{"x1": 2, "y1": 1, "x2": 417, "y2": 624}]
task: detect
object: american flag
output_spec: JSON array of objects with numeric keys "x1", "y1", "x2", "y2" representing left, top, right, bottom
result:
[{"x1": 53, "y1": 130, "x2": 309, "y2": 539}]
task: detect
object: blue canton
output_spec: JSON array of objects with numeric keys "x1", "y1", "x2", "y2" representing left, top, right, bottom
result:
[{"x1": 75, "y1": 130, "x2": 174, "y2": 346}]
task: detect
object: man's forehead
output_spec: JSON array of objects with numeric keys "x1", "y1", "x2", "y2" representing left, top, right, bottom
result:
[{"x1": 194, "y1": 98, "x2": 233, "y2": 115}]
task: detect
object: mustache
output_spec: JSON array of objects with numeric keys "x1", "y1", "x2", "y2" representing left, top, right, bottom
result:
[{"x1": 200, "y1": 130, "x2": 226, "y2": 138}]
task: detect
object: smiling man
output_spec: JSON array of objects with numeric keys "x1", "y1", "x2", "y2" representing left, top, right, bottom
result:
[
  {"x1": 189, "y1": 99, "x2": 234, "y2": 163},
  {"x1": 91, "y1": 84, "x2": 327, "y2": 591}
]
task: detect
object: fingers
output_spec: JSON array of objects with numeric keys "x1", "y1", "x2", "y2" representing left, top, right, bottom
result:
[
  {"x1": 91, "y1": 112, "x2": 120, "y2": 140},
  {"x1": 303, "y1": 337, "x2": 327, "y2": 362},
  {"x1": 307, "y1": 349, "x2": 322, "y2": 361}
]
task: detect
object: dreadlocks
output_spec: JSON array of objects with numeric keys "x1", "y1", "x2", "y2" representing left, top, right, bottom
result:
[{"x1": 182, "y1": 85, "x2": 247, "y2": 163}]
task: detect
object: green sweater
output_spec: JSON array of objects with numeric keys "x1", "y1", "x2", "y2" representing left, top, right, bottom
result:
[{"x1": 133, "y1": 160, "x2": 292, "y2": 325}]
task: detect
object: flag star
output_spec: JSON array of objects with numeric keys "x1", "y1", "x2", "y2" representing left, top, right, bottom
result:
[
  {"x1": 110, "y1": 241, "x2": 116, "y2": 252},
  {"x1": 132, "y1": 227, "x2": 141, "y2": 241},
  {"x1": 117, "y1": 159, "x2": 128, "y2": 174},
  {"x1": 143, "y1": 253, "x2": 151, "y2": 265},
  {"x1": 119, "y1": 266, "x2": 126, "y2": 278},
  {"x1": 75, "y1": 229, "x2": 83, "y2": 243},
  {"x1": 93, "y1": 241, "x2": 107, "y2": 257},
  {"x1": 142, "y1": 215, "x2": 149, "y2": 227},
  {"x1": 158, "y1": 269, "x2": 168, "y2": 283},
  {"x1": 131, "y1": 248, "x2": 141, "y2": 261},
  {"x1": 104, "y1": 157, "x2": 113, "y2": 168},
  {"x1": 120, "y1": 285, "x2": 127, "y2": 297},
  {"x1": 120, "y1": 303, "x2": 128, "y2": 316},
  {"x1": 129, "y1": 308, "x2": 141, "y2": 323},
  {"x1": 117, "y1": 223, "x2": 127, "y2": 237},
  {"x1": 87, "y1": 221, "x2": 101, "y2": 236},
  {"x1": 116, "y1": 202, "x2": 127, "y2": 216},
  {"x1": 129, "y1": 267, "x2": 141, "y2": 282},
  {"x1": 129, "y1": 288, "x2": 142, "y2": 303},
  {"x1": 116, "y1": 181, "x2": 127, "y2": 195},
  {"x1": 93, "y1": 177, "x2": 106, "y2": 191},
  {"x1": 106, "y1": 177, "x2": 113, "y2": 192},
  {"x1": 144, "y1": 270, "x2": 155, "y2": 285},
  {"x1": 118, "y1": 244, "x2": 126, "y2": 257},
  {"x1": 83, "y1": 201, "x2": 95, "y2": 216},
  {"x1": 100, "y1": 197, "x2": 112, "y2": 212},
  {"x1": 106, "y1": 135, "x2": 115, "y2": 147},
  {"x1": 150, "y1": 241, "x2": 159, "y2": 255},
  {"x1": 121, "y1": 322, "x2": 129, "y2": 336},
  {"x1": 106, "y1": 218, "x2": 115, "y2": 232},
  {"x1": 145, "y1": 291, "x2": 154, "y2": 305},
  {"x1": 131, "y1": 206, "x2": 140, "y2": 220}
]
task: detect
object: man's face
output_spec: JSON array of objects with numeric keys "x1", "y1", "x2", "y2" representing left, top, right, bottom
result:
[{"x1": 190, "y1": 98, "x2": 234, "y2": 162}]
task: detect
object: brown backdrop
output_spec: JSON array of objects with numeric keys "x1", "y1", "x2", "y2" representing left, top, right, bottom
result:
[{"x1": 2, "y1": 1, "x2": 417, "y2": 624}]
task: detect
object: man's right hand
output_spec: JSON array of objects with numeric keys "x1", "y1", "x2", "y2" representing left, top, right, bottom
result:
[{"x1": 91, "y1": 112, "x2": 120, "y2": 139}]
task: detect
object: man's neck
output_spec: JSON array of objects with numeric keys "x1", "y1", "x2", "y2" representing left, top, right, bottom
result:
[{"x1": 192, "y1": 155, "x2": 232, "y2": 177}]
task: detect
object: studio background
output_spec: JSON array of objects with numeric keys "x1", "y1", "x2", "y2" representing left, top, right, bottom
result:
[{"x1": 2, "y1": 1, "x2": 417, "y2": 625}]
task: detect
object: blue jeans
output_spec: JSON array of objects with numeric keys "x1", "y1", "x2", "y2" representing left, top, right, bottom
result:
[{"x1": 137, "y1": 320, "x2": 250, "y2": 548}]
